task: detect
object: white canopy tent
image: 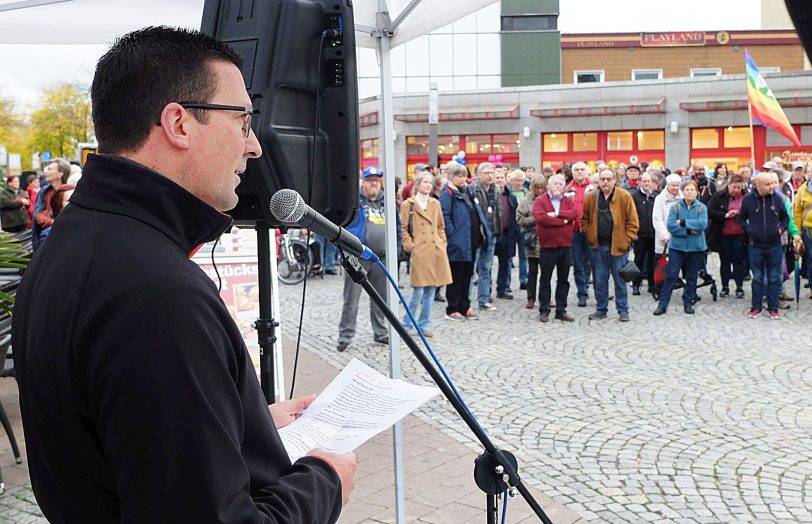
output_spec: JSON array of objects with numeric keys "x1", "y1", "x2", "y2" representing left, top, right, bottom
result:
[{"x1": 0, "y1": 1, "x2": 500, "y2": 521}]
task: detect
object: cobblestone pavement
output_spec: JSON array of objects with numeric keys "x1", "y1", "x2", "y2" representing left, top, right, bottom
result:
[{"x1": 279, "y1": 257, "x2": 812, "y2": 523}]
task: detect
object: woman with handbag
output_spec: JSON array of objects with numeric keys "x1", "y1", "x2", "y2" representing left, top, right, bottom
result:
[
  {"x1": 654, "y1": 180, "x2": 709, "y2": 315},
  {"x1": 400, "y1": 172, "x2": 453, "y2": 336},
  {"x1": 515, "y1": 174, "x2": 547, "y2": 309}
]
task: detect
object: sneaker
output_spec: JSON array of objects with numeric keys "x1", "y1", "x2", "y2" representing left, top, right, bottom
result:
[
  {"x1": 691, "y1": 295, "x2": 701, "y2": 305},
  {"x1": 554, "y1": 312, "x2": 575, "y2": 322},
  {"x1": 465, "y1": 308, "x2": 480, "y2": 319},
  {"x1": 632, "y1": 285, "x2": 641, "y2": 296},
  {"x1": 336, "y1": 341, "x2": 349, "y2": 352},
  {"x1": 519, "y1": 282, "x2": 527, "y2": 290},
  {"x1": 720, "y1": 288, "x2": 729, "y2": 298},
  {"x1": 496, "y1": 292, "x2": 514, "y2": 300},
  {"x1": 588, "y1": 311, "x2": 608, "y2": 320},
  {"x1": 445, "y1": 312, "x2": 466, "y2": 321},
  {"x1": 479, "y1": 303, "x2": 497, "y2": 311},
  {"x1": 538, "y1": 312, "x2": 550, "y2": 322},
  {"x1": 768, "y1": 309, "x2": 780, "y2": 320},
  {"x1": 684, "y1": 305, "x2": 695, "y2": 315},
  {"x1": 525, "y1": 300, "x2": 535, "y2": 309},
  {"x1": 747, "y1": 308, "x2": 761, "y2": 319},
  {"x1": 618, "y1": 312, "x2": 630, "y2": 322},
  {"x1": 421, "y1": 330, "x2": 433, "y2": 337},
  {"x1": 653, "y1": 306, "x2": 667, "y2": 316},
  {"x1": 577, "y1": 298, "x2": 587, "y2": 307},
  {"x1": 735, "y1": 288, "x2": 744, "y2": 299},
  {"x1": 778, "y1": 299, "x2": 790, "y2": 310},
  {"x1": 373, "y1": 336, "x2": 389, "y2": 345}
]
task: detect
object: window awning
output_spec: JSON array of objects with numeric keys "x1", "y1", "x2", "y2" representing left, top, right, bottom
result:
[
  {"x1": 679, "y1": 91, "x2": 812, "y2": 112},
  {"x1": 530, "y1": 97, "x2": 665, "y2": 118},
  {"x1": 394, "y1": 104, "x2": 519, "y2": 122}
]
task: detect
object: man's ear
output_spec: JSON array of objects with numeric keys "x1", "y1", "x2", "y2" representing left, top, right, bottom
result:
[{"x1": 157, "y1": 103, "x2": 192, "y2": 150}]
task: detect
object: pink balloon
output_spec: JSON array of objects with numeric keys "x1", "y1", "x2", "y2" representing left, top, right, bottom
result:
[
  {"x1": 488, "y1": 155, "x2": 496, "y2": 162},
  {"x1": 495, "y1": 155, "x2": 503, "y2": 162}
]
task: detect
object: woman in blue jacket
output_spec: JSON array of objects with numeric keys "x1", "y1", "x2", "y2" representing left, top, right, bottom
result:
[{"x1": 653, "y1": 180, "x2": 709, "y2": 315}]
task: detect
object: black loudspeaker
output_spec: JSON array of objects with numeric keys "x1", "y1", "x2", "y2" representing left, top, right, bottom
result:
[
  {"x1": 201, "y1": 0, "x2": 359, "y2": 227},
  {"x1": 785, "y1": 0, "x2": 812, "y2": 61}
]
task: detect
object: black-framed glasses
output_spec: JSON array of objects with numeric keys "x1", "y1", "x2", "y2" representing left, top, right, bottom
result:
[
  {"x1": 155, "y1": 102, "x2": 254, "y2": 137},
  {"x1": 180, "y1": 103, "x2": 253, "y2": 138}
]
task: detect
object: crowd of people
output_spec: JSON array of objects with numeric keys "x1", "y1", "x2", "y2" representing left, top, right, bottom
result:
[
  {"x1": 0, "y1": 159, "x2": 81, "y2": 247},
  {"x1": 335, "y1": 157, "x2": 812, "y2": 349}
]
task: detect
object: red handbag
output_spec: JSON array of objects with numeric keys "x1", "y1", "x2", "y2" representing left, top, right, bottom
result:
[{"x1": 654, "y1": 247, "x2": 668, "y2": 286}]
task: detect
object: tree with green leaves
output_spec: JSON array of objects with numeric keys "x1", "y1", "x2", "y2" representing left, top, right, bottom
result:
[{"x1": 29, "y1": 83, "x2": 92, "y2": 160}]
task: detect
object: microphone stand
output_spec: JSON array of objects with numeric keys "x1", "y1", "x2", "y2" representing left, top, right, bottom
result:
[
  {"x1": 340, "y1": 254, "x2": 553, "y2": 524},
  {"x1": 255, "y1": 221, "x2": 278, "y2": 404}
]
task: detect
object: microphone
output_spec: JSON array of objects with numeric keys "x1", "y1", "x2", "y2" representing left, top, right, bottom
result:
[{"x1": 269, "y1": 189, "x2": 378, "y2": 262}]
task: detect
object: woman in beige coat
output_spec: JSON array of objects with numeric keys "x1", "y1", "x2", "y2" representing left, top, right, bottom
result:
[{"x1": 400, "y1": 172, "x2": 453, "y2": 336}]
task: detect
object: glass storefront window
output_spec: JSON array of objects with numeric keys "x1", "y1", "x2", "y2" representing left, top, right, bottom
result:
[
  {"x1": 723, "y1": 127, "x2": 751, "y2": 148},
  {"x1": 637, "y1": 130, "x2": 664, "y2": 151},
  {"x1": 492, "y1": 133, "x2": 520, "y2": 153},
  {"x1": 465, "y1": 135, "x2": 492, "y2": 154},
  {"x1": 607, "y1": 131, "x2": 633, "y2": 151},
  {"x1": 691, "y1": 129, "x2": 719, "y2": 149},
  {"x1": 407, "y1": 136, "x2": 428, "y2": 156},
  {"x1": 436, "y1": 135, "x2": 461, "y2": 155},
  {"x1": 360, "y1": 138, "x2": 379, "y2": 160},
  {"x1": 573, "y1": 132, "x2": 597, "y2": 152},
  {"x1": 543, "y1": 133, "x2": 568, "y2": 153}
]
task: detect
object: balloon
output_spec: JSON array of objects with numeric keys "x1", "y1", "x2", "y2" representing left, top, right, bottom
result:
[
  {"x1": 457, "y1": 151, "x2": 465, "y2": 159},
  {"x1": 488, "y1": 155, "x2": 496, "y2": 162},
  {"x1": 452, "y1": 155, "x2": 459, "y2": 162},
  {"x1": 495, "y1": 155, "x2": 503, "y2": 163},
  {"x1": 459, "y1": 158, "x2": 466, "y2": 165}
]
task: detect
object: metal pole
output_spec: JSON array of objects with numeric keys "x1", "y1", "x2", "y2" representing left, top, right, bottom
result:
[
  {"x1": 376, "y1": 5, "x2": 406, "y2": 522},
  {"x1": 428, "y1": 82, "x2": 438, "y2": 167}
]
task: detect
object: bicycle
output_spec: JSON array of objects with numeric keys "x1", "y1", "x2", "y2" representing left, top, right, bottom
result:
[{"x1": 276, "y1": 230, "x2": 321, "y2": 285}]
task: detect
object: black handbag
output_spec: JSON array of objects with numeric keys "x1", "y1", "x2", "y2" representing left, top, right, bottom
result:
[{"x1": 619, "y1": 259, "x2": 641, "y2": 283}]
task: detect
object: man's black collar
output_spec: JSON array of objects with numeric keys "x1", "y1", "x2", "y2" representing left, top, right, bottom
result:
[{"x1": 69, "y1": 154, "x2": 233, "y2": 254}]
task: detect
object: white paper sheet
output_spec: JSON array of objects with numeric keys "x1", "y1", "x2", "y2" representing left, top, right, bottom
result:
[{"x1": 278, "y1": 358, "x2": 440, "y2": 463}]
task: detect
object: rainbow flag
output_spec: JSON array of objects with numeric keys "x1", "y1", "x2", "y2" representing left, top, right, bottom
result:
[{"x1": 746, "y1": 49, "x2": 801, "y2": 147}]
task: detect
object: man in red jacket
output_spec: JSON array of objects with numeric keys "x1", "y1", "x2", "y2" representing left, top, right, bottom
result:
[
  {"x1": 565, "y1": 161, "x2": 596, "y2": 307},
  {"x1": 533, "y1": 174, "x2": 579, "y2": 322}
]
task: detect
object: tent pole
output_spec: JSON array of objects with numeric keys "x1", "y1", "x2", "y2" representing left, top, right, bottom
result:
[{"x1": 377, "y1": 7, "x2": 407, "y2": 524}]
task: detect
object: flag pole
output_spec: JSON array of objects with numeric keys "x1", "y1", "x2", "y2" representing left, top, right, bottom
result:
[{"x1": 748, "y1": 98, "x2": 756, "y2": 170}]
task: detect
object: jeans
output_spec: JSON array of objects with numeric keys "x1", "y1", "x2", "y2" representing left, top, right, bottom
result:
[
  {"x1": 402, "y1": 285, "x2": 436, "y2": 331},
  {"x1": 749, "y1": 243, "x2": 784, "y2": 311},
  {"x1": 572, "y1": 231, "x2": 591, "y2": 301},
  {"x1": 719, "y1": 235, "x2": 746, "y2": 290},
  {"x1": 447, "y1": 260, "x2": 474, "y2": 315},
  {"x1": 315, "y1": 234, "x2": 337, "y2": 270},
  {"x1": 526, "y1": 256, "x2": 540, "y2": 302},
  {"x1": 538, "y1": 247, "x2": 572, "y2": 314},
  {"x1": 804, "y1": 229, "x2": 812, "y2": 282},
  {"x1": 517, "y1": 236, "x2": 528, "y2": 285},
  {"x1": 657, "y1": 249, "x2": 704, "y2": 309},
  {"x1": 475, "y1": 235, "x2": 497, "y2": 306},
  {"x1": 592, "y1": 245, "x2": 629, "y2": 314}
]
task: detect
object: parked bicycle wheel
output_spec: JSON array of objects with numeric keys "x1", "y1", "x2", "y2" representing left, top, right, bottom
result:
[{"x1": 278, "y1": 238, "x2": 313, "y2": 285}]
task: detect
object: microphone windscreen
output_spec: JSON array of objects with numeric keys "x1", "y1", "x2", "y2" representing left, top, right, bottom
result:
[{"x1": 270, "y1": 189, "x2": 306, "y2": 223}]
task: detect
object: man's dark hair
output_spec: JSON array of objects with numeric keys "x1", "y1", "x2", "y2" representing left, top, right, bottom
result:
[{"x1": 91, "y1": 26, "x2": 244, "y2": 154}]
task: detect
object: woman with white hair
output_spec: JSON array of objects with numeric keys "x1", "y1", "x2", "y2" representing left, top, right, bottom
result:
[
  {"x1": 651, "y1": 173, "x2": 682, "y2": 294},
  {"x1": 400, "y1": 172, "x2": 453, "y2": 336}
]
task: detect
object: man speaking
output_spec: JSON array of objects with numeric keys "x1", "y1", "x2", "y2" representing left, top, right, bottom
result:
[{"x1": 12, "y1": 26, "x2": 355, "y2": 522}]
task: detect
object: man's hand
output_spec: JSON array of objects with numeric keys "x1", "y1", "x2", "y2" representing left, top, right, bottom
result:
[
  {"x1": 547, "y1": 211, "x2": 556, "y2": 217},
  {"x1": 308, "y1": 449, "x2": 357, "y2": 506},
  {"x1": 268, "y1": 394, "x2": 316, "y2": 429}
]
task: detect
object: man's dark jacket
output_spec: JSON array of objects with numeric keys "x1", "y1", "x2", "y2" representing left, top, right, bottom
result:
[
  {"x1": 631, "y1": 187, "x2": 658, "y2": 239},
  {"x1": 737, "y1": 189, "x2": 789, "y2": 248},
  {"x1": 12, "y1": 154, "x2": 341, "y2": 523}
]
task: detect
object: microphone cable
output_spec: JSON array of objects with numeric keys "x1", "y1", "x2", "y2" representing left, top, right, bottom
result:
[{"x1": 288, "y1": 30, "x2": 327, "y2": 400}]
